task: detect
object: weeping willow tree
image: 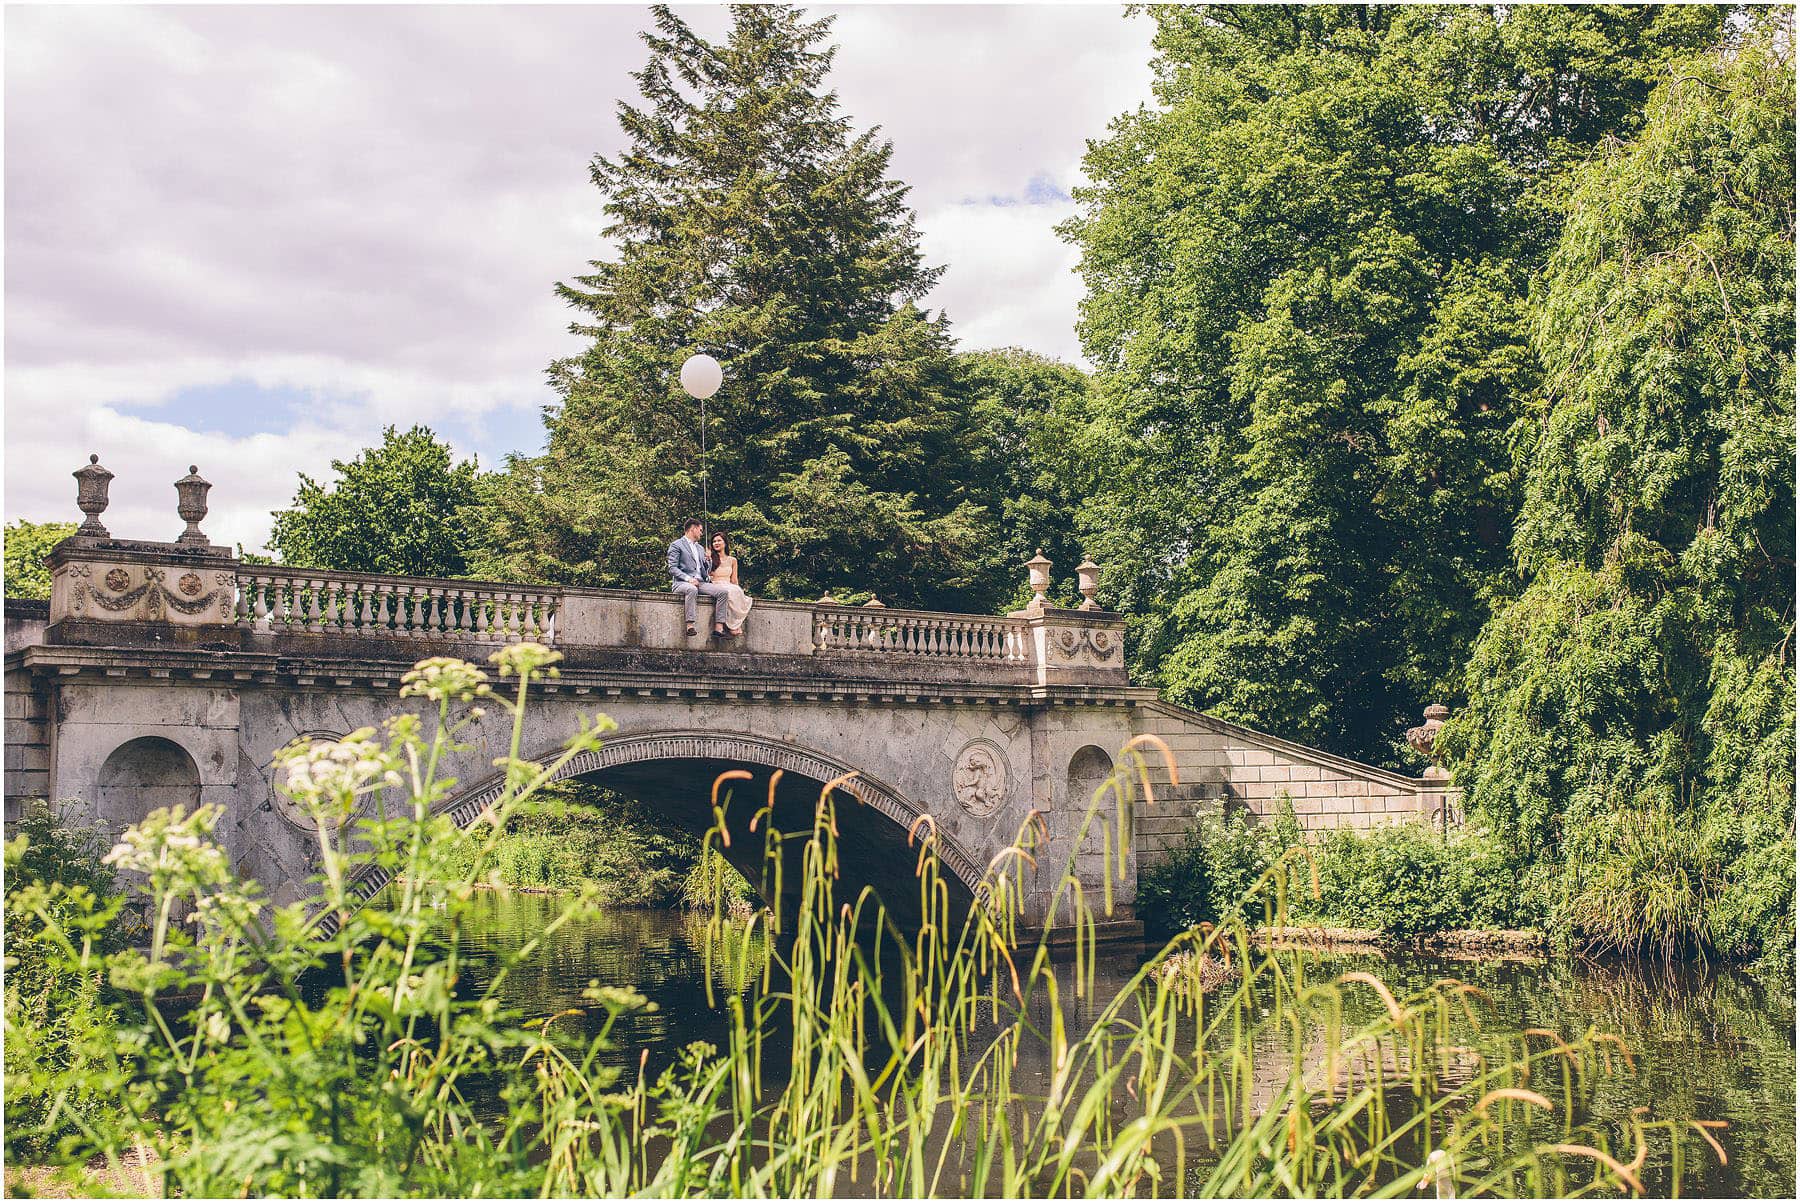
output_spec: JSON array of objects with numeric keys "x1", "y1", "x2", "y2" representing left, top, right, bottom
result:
[{"x1": 1445, "y1": 17, "x2": 1796, "y2": 961}]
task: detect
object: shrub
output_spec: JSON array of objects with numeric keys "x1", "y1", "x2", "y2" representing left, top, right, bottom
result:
[
  {"x1": 1136, "y1": 802, "x2": 1293, "y2": 939},
  {"x1": 1138, "y1": 809, "x2": 1550, "y2": 940},
  {"x1": 2, "y1": 805, "x2": 137, "y2": 1160}
]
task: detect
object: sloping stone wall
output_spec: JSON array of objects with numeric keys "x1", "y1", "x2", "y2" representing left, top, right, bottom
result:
[{"x1": 1129, "y1": 700, "x2": 1457, "y2": 865}]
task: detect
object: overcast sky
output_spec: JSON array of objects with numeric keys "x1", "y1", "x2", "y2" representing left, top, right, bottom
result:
[{"x1": 4, "y1": 3, "x2": 1153, "y2": 552}]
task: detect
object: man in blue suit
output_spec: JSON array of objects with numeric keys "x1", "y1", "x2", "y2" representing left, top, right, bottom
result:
[{"x1": 668, "y1": 518, "x2": 729, "y2": 637}]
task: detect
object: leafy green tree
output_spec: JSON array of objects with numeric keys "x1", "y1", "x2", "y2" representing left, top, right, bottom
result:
[
  {"x1": 1444, "y1": 24, "x2": 1795, "y2": 960},
  {"x1": 1061, "y1": 4, "x2": 1724, "y2": 763},
  {"x1": 476, "y1": 5, "x2": 988, "y2": 609},
  {"x1": 952, "y1": 349, "x2": 1094, "y2": 610},
  {"x1": 3, "y1": 520, "x2": 76, "y2": 600},
  {"x1": 268, "y1": 425, "x2": 482, "y2": 578}
]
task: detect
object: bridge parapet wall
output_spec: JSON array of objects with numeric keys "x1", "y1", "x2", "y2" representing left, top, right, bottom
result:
[{"x1": 41, "y1": 538, "x2": 1127, "y2": 691}]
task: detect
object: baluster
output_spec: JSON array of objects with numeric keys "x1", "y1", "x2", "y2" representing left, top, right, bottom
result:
[
  {"x1": 500, "y1": 592, "x2": 518, "y2": 641},
  {"x1": 299, "y1": 578, "x2": 319, "y2": 632},
  {"x1": 327, "y1": 581, "x2": 345, "y2": 632},
  {"x1": 250, "y1": 576, "x2": 270, "y2": 630},
  {"x1": 425, "y1": 589, "x2": 443, "y2": 637},
  {"x1": 955, "y1": 622, "x2": 971, "y2": 658},
  {"x1": 542, "y1": 597, "x2": 558, "y2": 645},
  {"x1": 353, "y1": 584, "x2": 371, "y2": 633},
  {"x1": 450, "y1": 588, "x2": 468, "y2": 635}
]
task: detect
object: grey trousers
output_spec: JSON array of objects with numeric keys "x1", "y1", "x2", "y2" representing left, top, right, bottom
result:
[{"x1": 673, "y1": 579, "x2": 731, "y2": 627}]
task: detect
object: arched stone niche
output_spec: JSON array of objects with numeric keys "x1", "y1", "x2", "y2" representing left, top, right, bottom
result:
[
  {"x1": 97, "y1": 735, "x2": 201, "y2": 836},
  {"x1": 1066, "y1": 745, "x2": 1114, "y2": 814}
]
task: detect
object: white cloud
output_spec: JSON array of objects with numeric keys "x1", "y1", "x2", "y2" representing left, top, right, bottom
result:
[{"x1": 4, "y1": 3, "x2": 1152, "y2": 552}]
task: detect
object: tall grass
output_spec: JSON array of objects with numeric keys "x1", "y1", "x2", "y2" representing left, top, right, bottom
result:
[{"x1": 7, "y1": 647, "x2": 1727, "y2": 1196}]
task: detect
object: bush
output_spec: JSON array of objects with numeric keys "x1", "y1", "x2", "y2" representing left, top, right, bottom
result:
[
  {"x1": 1137, "y1": 807, "x2": 1549, "y2": 941},
  {"x1": 1136, "y1": 802, "x2": 1294, "y2": 939},
  {"x1": 1307, "y1": 823, "x2": 1546, "y2": 937},
  {"x1": 2, "y1": 805, "x2": 137, "y2": 1160}
]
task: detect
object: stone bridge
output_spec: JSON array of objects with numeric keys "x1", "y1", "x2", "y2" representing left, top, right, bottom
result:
[{"x1": 4, "y1": 461, "x2": 1458, "y2": 937}]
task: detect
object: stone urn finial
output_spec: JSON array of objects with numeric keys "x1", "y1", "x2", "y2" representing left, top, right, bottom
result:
[
  {"x1": 174, "y1": 464, "x2": 213, "y2": 545},
  {"x1": 1025, "y1": 549, "x2": 1052, "y2": 612},
  {"x1": 1076, "y1": 557, "x2": 1101, "y2": 611},
  {"x1": 73, "y1": 453, "x2": 114, "y2": 537},
  {"x1": 1406, "y1": 704, "x2": 1451, "y2": 779}
]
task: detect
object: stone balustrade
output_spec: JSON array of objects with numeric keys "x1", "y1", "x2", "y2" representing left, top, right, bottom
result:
[
  {"x1": 812, "y1": 604, "x2": 1028, "y2": 662},
  {"x1": 42, "y1": 539, "x2": 1126, "y2": 687},
  {"x1": 236, "y1": 567, "x2": 559, "y2": 645},
  {"x1": 33, "y1": 456, "x2": 1130, "y2": 686}
]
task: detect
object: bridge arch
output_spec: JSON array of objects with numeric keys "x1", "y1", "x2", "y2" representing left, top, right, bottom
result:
[{"x1": 346, "y1": 728, "x2": 984, "y2": 922}]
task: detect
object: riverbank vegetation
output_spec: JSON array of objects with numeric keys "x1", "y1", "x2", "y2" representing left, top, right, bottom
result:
[
  {"x1": 425, "y1": 783, "x2": 756, "y2": 911},
  {"x1": 4, "y1": 649, "x2": 1729, "y2": 1196},
  {"x1": 1136, "y1": 805, "x2": 1546, "y2": 944}
]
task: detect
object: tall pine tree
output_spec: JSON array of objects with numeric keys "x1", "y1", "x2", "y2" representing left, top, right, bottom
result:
[{"x1": 474, "y1": 5, "x2": 991, "y2": 609}]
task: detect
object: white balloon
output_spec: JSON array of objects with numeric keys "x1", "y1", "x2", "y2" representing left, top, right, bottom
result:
[{"x1": 679, "y1": 353, "x2": 723, "y2": 400}]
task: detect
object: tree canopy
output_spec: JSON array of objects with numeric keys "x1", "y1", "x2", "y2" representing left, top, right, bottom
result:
[
  {"x1": 473, "y1": 5, "x2": 996, "y2": 609},
  {"x1": 268, "y1": 425, "x2": 483, "y2": 578},
  {"x1": 1443, "y1": 22, "x2": 1795, "y2": 958},
  {"x1": 1060, "y1": 3, "x2": 1727, "y2": 764},
  {"x1": 3, "y1": 521, "x2": 76, "y2": 601}
]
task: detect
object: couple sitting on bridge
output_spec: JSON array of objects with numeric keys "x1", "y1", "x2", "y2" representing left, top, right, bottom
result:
[{"x1": 667, "y1": 518, "x2": 754, "y2": 639}]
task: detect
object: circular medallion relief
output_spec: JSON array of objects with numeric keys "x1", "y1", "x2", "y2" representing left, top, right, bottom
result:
[
  {"x1": 103, "y1": 567, "x2": 131, "y2": 592},
  {"x1": 177, "y1": 571, "x2": 205, "y2": 597},
  {"x1": 265, "y1": 731, "x2": 372, "y2": 833},
  {"x1": 952, "y1": 739, "x2": 1009, "y2": 817}
]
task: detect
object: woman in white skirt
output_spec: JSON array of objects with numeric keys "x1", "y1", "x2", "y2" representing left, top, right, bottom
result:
[{"x1": 708, "y1": 531, "x2": 753, "y2": 637}]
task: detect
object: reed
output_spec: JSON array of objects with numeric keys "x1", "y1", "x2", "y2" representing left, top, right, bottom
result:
[{"x1": 11, "y1": 648, "x2": 1727, "y2": 1197}]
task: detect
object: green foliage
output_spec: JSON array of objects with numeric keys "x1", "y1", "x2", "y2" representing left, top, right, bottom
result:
[
  {"x1": 473, "y1": 5, "x2": 1002, "y2": 610},
  {"x1": 430, "y1": 784, "x2": 725, "y2": 908},
  {"x1": 268, "y1": 424, "x2": 483, "y2": 578},
  {"x1": 1136, "y1": 808, "x2": 1547, "y2": 942},
  {"x1": 952, "y1": 348, "x2": 1095, "y2": 609},
  {"x1": 1445, "y1": 22, "x2": 1796, "y2": 962},
  {"x1": 1061, "y1": 4, "x2": 1725, "y2": 764},
  {"x1": 11, "y1": 653, "x2": 1709, "y2": 1196},
  {"x1": 2, "y1": 805, "x2": 135, "y2": 1160},
  {"x1": 1307, "y1": 824, "x2": 1547, "y2": 938},
  {"x1": 3, "y1": 520, "x2": 76, "y2": 600}
]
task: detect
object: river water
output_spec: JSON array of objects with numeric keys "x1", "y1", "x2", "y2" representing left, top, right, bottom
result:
[{"x1": 445, "y1": 891, "x2": 1796, "y2": 1198}]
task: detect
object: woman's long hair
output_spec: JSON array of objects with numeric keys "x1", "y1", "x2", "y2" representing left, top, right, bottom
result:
[{"x1": 710, "y1": 531, "x2": 733, "y2": 557}]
